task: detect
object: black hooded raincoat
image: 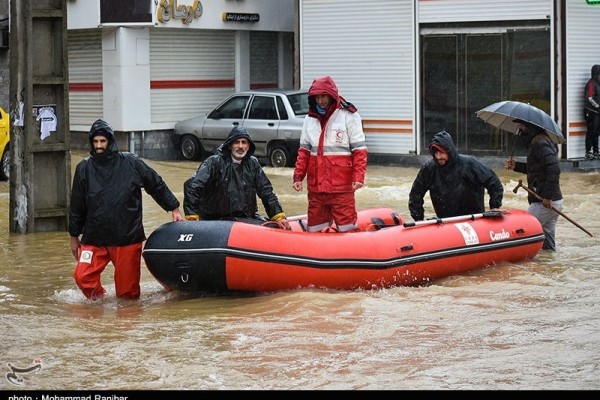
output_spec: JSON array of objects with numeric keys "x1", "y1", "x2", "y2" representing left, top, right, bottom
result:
[
  {"x1": 69, "y1": 119, "x2": 180, "y2": 246},
  {"x1": 408, "y1": 131, "x2": 503, "y2": 221},
  {"x1": 513, "y1": 126, "x2": 562, "y2": 204},
  {"x1": 183, "y1": 127, "x2": 283, "y2": 221}
]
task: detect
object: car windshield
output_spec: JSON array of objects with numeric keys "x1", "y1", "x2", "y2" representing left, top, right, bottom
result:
[{"x1": 286, "y1": 93, "x2": 309, "y2": 116}]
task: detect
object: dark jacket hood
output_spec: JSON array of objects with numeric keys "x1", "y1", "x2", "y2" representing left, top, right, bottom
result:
[
  {"x1": 592, "y1": 64, "x2": 600, "y2": 79},
  {"x1": 519, "y1": 122, "x2": 546, "y2": 148},
  {"x1": 89, "y1": 119, "x2": 119, "y2": 161},
  {"x1": 217, "y1": 127, "x2": 256, "y2": 158},
  {"x1": 429, "y1": 131, "x2": 458, "y2": 167}
]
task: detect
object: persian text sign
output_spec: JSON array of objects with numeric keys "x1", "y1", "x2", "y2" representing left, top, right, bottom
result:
[{"x1": 222, "y1": 12, "x2": 260, "y2": 23}]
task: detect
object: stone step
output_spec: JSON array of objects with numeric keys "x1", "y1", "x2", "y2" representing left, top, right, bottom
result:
[{"x1": 564, "y1": 158, "x2": 600, "y2": 172}]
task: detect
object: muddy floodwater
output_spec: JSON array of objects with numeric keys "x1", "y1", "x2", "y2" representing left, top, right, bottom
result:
[{"x1": 1, "y1": 151, "x2": 599, "y2": 390}]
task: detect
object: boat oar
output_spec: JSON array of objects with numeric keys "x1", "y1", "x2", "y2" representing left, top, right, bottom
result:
[
  {"x1": 512, "y1": 179, "x2": 593, "y2": 237},
  {"x1": 402, "y1": 210, "x2": 505, "y2": 228}
]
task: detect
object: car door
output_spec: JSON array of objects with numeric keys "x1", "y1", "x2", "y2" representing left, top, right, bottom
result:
[
  {"x1": 202, "y1": 94, "x2": 251, "y2": 153},
  {"x1": 242, "y1": 95, "x2": 280, "y2": 158}
]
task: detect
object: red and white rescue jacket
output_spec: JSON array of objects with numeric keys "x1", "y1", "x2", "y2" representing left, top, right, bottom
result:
[{"x1": 293, "y1": 108, "x2": 367, "y2": 193}]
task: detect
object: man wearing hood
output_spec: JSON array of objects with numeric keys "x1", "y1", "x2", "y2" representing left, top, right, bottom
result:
[
  {"x1": 183, "y1": 126, "x2": 285, "y2": 223},
  {"x1": 583, "y1": 64, "x2": 600, "y2": 160},
  {"x1": 69, "y1": 119, "x2": 184, "y2": 300},
  {"x1": 409, "y1": 130, "x2": 503, "y2": 222},
  {"x1": 504, "y1": 120, "x2": 563, "y2": 251},
  {"x1": 292, "y1": 75, "x2": 367, "y2": 232}
]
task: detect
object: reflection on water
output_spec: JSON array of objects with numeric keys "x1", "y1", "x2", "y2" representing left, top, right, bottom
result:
[{"x1": 1, "y1": 151, "x2": 599, "y2": 390}]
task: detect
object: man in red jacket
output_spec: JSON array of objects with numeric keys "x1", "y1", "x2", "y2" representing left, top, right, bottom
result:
[
  {"x1": 292, "y1": 76, "x2": 368, "y2": 232},
  {"x1": 584, "y1": 64, "x2": 600, "y2": 160}
]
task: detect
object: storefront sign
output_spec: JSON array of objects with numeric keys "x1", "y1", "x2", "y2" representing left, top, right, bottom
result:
[
  {"x1": 222, "y1": 12, "x2": 260, "y2": 23},
  {"x1": 156, "y1": 0, "x2": 203, "y2": 24}
]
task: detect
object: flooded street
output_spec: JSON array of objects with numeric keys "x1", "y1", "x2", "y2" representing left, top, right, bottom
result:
[{"x1": 1, "y1": 151, "x2": 600, "y2": 390}]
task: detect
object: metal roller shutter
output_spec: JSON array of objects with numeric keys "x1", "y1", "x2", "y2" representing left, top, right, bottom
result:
[
  {"x1": 149, "y1": 29, "x2": 236, "y2": 128},
  {"x1": 300, "y1": 0, "x2": 415, "y2": 154},
  {"x1": 68, "y1": 29, "x2": 103, "y2": 130}
]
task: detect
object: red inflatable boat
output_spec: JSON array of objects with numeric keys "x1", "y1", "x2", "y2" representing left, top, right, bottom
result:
[{"x1": 142, "y1": 207, "x2": 544, "y2": 294}]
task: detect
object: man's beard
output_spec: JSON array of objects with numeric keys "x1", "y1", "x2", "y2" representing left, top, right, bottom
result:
[{"x1": 232, "y1": 149, "x2": 248, "y2": 160}]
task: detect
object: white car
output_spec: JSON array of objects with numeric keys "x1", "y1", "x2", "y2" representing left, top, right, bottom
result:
[{"x1": 174, "y1": 89, "x2": 309, "y2": 167}]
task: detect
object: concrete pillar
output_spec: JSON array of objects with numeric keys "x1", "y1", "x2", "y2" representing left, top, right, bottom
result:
[
  {"x1": 278, "y1": 32, "x2": 293, "y2": 89},
  {"x1": 102, "y1": 27, "x2": 151, "y2": 132},
  {"x1": 9, "y1": 0, "x2": 71, "y2": 233},
  {"x1": 235, "y1": 30, "x2": 250, "y2": 92}
]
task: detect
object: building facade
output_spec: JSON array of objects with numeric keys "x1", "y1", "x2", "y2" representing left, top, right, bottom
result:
[
  {"x1": 66, "y1": 0, "x2": 296, "y2": 158},
  {"x1": 299, "y1": 0, "x2": 600, "y2": 161},
  {"x1": 2, "y1": 0, "x2": 599, "y2": 161}
]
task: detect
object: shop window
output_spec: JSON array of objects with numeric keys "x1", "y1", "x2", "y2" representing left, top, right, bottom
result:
[
  {"x1": 421, "y1": 25, "x2": 550, "y2": 155},
  {"x1": 100, "y1": 0, "x2": 152, "y2": 23}
]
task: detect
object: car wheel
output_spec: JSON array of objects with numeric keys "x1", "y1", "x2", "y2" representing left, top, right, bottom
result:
[
  {"x1": 269, "y1": 145, "x2": 291, "y2": 168},
  {"x1": 180, "y1": 135, "x2": 203, "y2": 161},
  {"x1": 0, "y1": 145, "x2": 9, "y2": 181}
]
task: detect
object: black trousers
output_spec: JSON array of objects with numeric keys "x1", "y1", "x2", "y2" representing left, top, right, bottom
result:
[{"x1": 584, "y1": 108, "x2": 600, "y2": 153}]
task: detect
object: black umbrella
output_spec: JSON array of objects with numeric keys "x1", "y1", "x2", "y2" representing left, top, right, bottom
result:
[{"x1": 475, "y1": 100, "x2": 565, "y2": 144}]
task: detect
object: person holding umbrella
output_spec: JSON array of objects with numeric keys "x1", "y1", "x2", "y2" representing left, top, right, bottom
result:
[
  {"x1": 504, "y1": 120, "x2": 563, "y2": 251},
  {"x1": 408, "y1": 130, "x2": 503, "y2": 222}
]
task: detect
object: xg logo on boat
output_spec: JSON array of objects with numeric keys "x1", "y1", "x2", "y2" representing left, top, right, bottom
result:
[{"x1": 178, "y1": 234, "x2": 194, "y2": 242}]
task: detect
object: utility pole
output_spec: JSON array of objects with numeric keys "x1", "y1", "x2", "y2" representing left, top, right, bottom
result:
[{"x1": 9, "y1": 0, "x2": 71, "y2": 233}]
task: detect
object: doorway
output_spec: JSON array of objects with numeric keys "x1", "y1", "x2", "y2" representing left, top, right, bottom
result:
[{"x1": 420, "y1": 26, "x2": 551, "y2": 156}]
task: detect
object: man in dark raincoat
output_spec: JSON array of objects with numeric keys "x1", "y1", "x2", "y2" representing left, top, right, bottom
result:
[
  {"x1": 69, "y1": 119, "x2": 184, "y2": 300},
  {"x1": 409, "y1": 130, "x2": 503, "y2": 221},
  {"x1": 504, "y1": 120, "x2": 563, "y2": 251},
  {"x1": 183, "y1": 127, "x2": 285, "y2": 223}
]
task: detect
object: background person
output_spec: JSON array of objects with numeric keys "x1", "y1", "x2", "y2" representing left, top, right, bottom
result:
[
  {"x1": 292, "y1": 75, "x2": 367, "y2": 232},
  {"x1": 69, "y1": 119, "x2": 184, "y2": 300},
  {"x1": 183, "y1": 127, "x2": 286, "y2": 224},
  {"x1": 409, "y1": 130, "x2": 503, "y2": 221},
  {"x1": 583, "y1": 64, "x2": 600, "y2": 160},
  {"x1": 504, "y1": 120, "x2": 563, "y2": 251}
]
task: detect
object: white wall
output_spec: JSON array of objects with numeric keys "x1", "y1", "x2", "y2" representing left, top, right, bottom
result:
[
  {"x1": 565, "y1": 1, "x2": 600, "y2": 159},
  {"x1": 67, "y1": 0, "x2": 100, "y2": 30},
  {"x1": 102, "y1": 27, "x2": 151, "y2": 131}
]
